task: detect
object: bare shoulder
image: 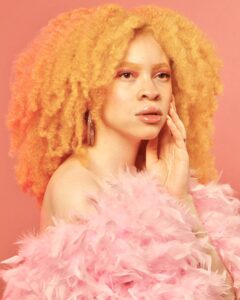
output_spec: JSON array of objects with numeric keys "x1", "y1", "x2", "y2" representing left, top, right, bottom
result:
[{"x1": 40, "y1": 156, "x2": 101, "y2": 231}]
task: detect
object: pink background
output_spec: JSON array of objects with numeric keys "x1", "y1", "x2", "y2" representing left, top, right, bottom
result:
[{"x1": 0, "y1": 0, "x2": 239, "y2": 295}]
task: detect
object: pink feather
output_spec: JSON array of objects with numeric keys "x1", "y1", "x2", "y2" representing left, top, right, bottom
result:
[{"x1": 1, "y1": 169, "x2": 239, "y2": 299}]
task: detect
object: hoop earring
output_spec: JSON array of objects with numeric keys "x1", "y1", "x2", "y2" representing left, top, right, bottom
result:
[{"x1": 86, "y1": 110, "x2": 95, "y2": 146}]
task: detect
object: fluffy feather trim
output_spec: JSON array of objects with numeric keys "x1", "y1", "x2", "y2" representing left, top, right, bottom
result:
[
  {"x1": 1, "y1": 169, "x2": 239, "y2": 299},
  {"x1": 190, "y1": 177, "x2": 240, "y2": 299}
]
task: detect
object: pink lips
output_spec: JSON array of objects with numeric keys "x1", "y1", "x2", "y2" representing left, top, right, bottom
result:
[{"x1": 135, "y1": 106, "x2": 163, "y2": 124}]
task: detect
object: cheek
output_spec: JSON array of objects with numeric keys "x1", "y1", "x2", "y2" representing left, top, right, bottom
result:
[
  {"x1": 104, "y1": 88, "x2": 129, "y2": 112},
  {"x1": 101, "y1": 92, "x2": 125, "y2": 124}
]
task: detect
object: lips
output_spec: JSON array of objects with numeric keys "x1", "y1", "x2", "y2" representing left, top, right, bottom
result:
[
  {"x1": 135, "y1": 106, "x2": 163, "y2": 116},
  {"x1": 135, "y1": 106, "x2": 163, "y2": 124}
]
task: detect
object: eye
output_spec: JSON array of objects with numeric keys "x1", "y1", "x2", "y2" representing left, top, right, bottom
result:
[
  {"x1": 155, "y1": 72, "x2": 171, "y2": 81},
  {"x1": 120, "y1": 72, "x2": 133, "y2": 79},
  {"x1": 115, "y1": 70, "x2": 137, "y2": 80}
]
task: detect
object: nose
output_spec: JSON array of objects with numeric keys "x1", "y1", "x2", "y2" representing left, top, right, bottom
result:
[{"x1": 137, "y1": 80, "x2": 160, "y2": 101}]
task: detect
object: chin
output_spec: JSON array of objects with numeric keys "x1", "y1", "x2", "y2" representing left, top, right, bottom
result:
[
  {"x1": 139, "y1": 131, "x2": 160, "y2": 141},
  {"x1": 140, "y1": 127, "x2": 162, "y2": 140},
  {"x1": 144, "y1": 134, "x2": 159, "y2": 141}
]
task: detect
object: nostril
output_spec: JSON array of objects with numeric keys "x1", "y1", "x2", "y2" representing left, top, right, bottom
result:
[
  {"x1": 138, "y1": 88, "x2": 161, "y2": 101},
  {"x1": 142, "y1": 93, "x2": 160, "y2": 100}
]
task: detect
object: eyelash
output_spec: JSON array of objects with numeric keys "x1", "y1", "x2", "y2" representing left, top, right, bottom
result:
[
  {"x1": 156, "y1": 72, "x2": 171, "y2": 80},
  {"x1": 116, "y1": 71, "x2": 171, "y2": 81},
  {"x1": 118, "y1": 72, "x2": 134, "y2": 79}
]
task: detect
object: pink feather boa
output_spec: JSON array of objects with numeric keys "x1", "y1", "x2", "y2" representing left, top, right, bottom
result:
[{"x1": 1, "y1": 169, "x2": 240, "y2": 299}]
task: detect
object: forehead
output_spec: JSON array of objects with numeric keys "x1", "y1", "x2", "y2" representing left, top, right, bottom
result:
[{"x1": 120, "y1": 32, "x2": 170, "y2": 67}]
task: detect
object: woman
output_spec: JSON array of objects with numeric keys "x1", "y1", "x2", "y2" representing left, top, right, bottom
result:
[{"x1": 1, "y1": 4, "x2": 239, "y2": 299}]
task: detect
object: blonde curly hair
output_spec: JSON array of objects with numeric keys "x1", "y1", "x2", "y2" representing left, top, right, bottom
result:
[{"x1": 7, "y1": 4, "x2": 223, "y2": 203}]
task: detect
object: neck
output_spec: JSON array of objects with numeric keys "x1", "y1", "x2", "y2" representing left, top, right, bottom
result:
[{"x1": 86, "y1": 126, "x2": 141, "y2": 180}]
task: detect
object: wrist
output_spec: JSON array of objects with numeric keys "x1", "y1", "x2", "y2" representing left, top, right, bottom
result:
[
  {"x1": 180, "y1": 193, "x2": 206, "y2": 233},
  {"x1": 177, "y1": 195, "x2": 236, "y2": 297}
]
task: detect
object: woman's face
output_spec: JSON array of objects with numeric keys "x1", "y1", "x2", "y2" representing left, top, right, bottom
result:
[{"x1": 99, "y1": 32, "x2": 172, "y2": 141}]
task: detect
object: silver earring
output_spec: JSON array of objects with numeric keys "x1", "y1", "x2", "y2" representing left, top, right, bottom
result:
[{"x1": 86, "y1": 110, "x2": 95, "y2": 146}]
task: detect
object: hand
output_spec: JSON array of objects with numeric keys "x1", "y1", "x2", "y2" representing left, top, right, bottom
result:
[
  {"x1": 146, "y1": 97, "x2": 237, "y2": 299},
  {"x1": 146, "y1": 95, "x2": 189, "y2": 199}
]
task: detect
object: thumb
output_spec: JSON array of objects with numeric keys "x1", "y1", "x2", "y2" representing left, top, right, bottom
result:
[{"x1": 146, "y1": 137, "x2": 158, "y2": 169}]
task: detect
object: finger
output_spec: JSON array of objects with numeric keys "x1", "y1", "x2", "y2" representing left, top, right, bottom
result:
[
  {"x1": 169, "y1": 104, "x2": 187, "y2": 139},
  {"x1": 157, "y1": 120, "x2": 173, "y2": 160},
  {"x1": 158, "y1": 119, "x2": 172, "y2": 146},
  {"x1": 170, "y1": 95, "x2": 186, "y2": 138},
  {"x1": 166, "y1": 115, "x2": 186, "y2": 148}
]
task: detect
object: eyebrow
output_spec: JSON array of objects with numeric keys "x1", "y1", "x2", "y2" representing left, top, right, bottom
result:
[{"x1": 117, "y1": 61, "x2": 171, "y2": 70}]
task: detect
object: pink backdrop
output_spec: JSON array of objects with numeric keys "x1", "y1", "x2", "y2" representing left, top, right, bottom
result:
[{"x1": 1, "y1": 0, "x2": 239, "y2": 295}]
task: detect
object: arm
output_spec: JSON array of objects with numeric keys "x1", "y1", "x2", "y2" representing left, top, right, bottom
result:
[{"x1": 183, "y1": 193, "x2": 237, "y2": 299}]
